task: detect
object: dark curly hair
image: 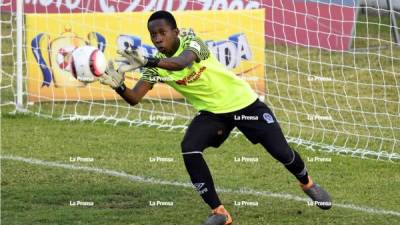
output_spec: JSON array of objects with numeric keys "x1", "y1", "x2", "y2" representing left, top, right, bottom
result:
[{"x1": 148, "y1": 10, "x2": 177, "y2": 29}]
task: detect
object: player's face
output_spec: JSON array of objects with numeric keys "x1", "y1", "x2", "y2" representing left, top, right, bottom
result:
[{"x1": 148, "y1": 19, "x2": 179, "y2": 56}]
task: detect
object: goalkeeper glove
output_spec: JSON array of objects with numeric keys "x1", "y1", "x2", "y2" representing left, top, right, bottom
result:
[
  {"x1": 116, "y1": 46, "x2": 159, "y2": 72},
  {"x1": 99, "y1": 60, "x2": 125, "y2": 89}
]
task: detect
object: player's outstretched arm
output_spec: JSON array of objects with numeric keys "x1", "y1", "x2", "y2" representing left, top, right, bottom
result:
[
  {"x1": 100, "y1": 60, "x2": 152, "y2": 106},
  {"x1": 156, "y1": 50, "x2": 198, "y2": 71},
  {"x1": 117, "y1": 48, "x2": 198, "y2": 71},
  {"x1": 117, "y1": 80, "x2": 152, "y2": 106}
]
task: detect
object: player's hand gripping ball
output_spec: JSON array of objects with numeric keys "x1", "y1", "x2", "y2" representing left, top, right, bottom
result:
[{"x1": 71, "y1": 45, "x2": 107, "y2": 83}]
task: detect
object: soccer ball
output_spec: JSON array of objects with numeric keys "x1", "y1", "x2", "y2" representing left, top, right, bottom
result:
[{"x1": 71, "y1": 45, "x2": 107, "y2": 83}]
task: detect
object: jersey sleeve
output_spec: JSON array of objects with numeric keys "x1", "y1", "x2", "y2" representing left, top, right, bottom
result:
[
  {"x1": 140, "y1": 67, "x2": 159, "y2": 87},
  {"x1": 182, "y1": 35, "x2": 210, "y2": 61},
  {"x1": 140, "y1": 53, "x2": 163, "y2": 87}
]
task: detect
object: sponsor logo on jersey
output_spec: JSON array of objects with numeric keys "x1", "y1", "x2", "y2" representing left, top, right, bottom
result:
[{"x1": 176, "y1": 66, "x2": 207, "y2": 85}]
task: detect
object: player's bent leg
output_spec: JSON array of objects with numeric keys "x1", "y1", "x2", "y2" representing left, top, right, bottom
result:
[
  {"x1": 256, "y1": 120, "x2": 333, "y2": 210},
  {"x1": 182, "y1": 142, "x2": 233, "y2": 225},
  {"x1": 181, "y1": 111, "x2": 234, "y2": 224},
  {"x1": 281, "y1": 148, "x2": 309, "y2": 185},
  {"x1": 282, "y1": 149, "x2": 332, "y2": 209},
  {"x1": 233, "y1": 100, "x2": 310, "y2": 182},
  {"x1": 182, "y1": 151, "x2": 221, "y2": 209},
  {"x1": 234, "y1": 99, "x2": 332, "y2": 210},
  {"x1": 254, "y1": 129, "x2": 334, "y2": 210}
]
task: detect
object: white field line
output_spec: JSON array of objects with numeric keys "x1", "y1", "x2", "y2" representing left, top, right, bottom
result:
[{"x1": 2, "y1": 155, "x2": 400, "y2": 217}]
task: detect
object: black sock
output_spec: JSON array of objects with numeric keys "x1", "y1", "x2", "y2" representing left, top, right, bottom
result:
[
  {"x1": 183, "y1": 153, "x2": 221, "y2": 209},
  {"x1": 284, "y1": 150, "x2": 310, "y2": 185}
]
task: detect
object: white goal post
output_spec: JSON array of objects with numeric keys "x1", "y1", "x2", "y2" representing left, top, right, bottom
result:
[{"x1": 16, "y1": 0, "x2": 24, "y2": 112}]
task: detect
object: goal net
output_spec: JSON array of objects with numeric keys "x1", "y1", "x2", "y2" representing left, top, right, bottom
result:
[{"x1": 1, "y1": 0, "x2": 399, "y2": 162}]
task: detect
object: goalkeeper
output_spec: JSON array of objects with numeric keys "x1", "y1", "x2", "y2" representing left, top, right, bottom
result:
[{"x1": 100, "y1": 10, "x2": 332, "y2": 225}]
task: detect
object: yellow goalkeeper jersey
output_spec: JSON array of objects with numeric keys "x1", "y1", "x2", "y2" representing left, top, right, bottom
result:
[{"x1": 141, "y1": 33, "x2": 258, "y2": 113}]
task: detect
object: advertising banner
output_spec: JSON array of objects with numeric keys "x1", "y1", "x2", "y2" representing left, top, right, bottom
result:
[
  {"x1": 2, "y1": 0, "x2": 359, "y2": 50},
  {"x1": 25, "y1": 9, "x2": 265, "y2": 102}
]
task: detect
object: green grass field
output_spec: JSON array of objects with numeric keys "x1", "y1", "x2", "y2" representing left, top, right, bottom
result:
[
  {"x1": 2, "y1": 10, "x2": 400, "y2": 225},
  {"x1": 2, "y1": 114, "x2": 400, "y2": 225}
]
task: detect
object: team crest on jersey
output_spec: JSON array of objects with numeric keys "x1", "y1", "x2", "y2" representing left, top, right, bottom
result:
[{"x1": 263, "y1": 113, "x2": 274, "y2": 124}]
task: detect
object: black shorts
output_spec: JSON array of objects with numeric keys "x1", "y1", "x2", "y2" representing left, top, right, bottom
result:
[{"x1": 181, "y1": 99, "x2": 290, "y2": 155}]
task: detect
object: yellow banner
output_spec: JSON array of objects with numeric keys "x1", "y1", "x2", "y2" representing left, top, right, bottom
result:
[{"x1": 26, "y1": 10, "x2": 265, "y2": 102}]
